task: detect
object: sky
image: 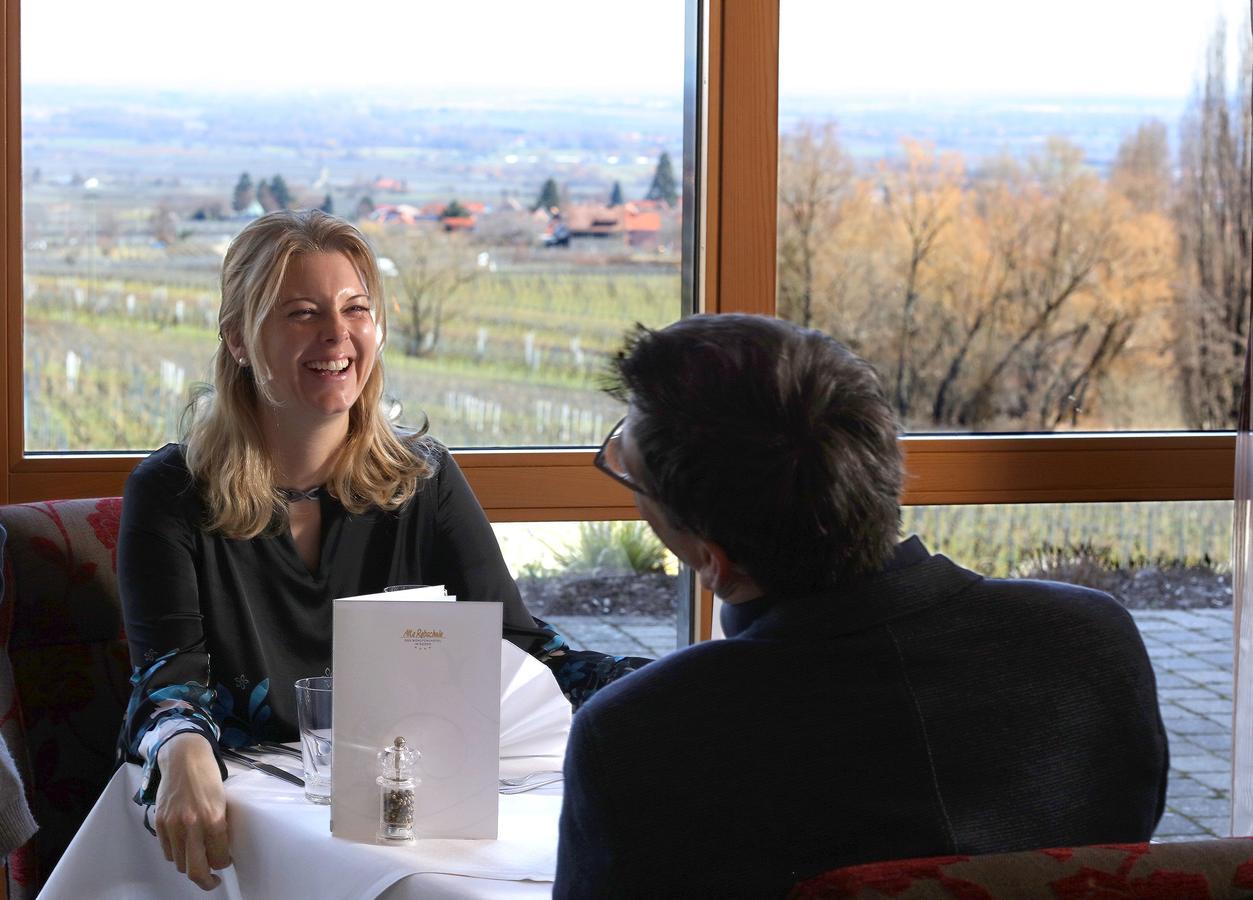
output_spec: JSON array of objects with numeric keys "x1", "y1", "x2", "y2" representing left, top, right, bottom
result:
[
  {"x1": 22, "y1": 0, "x2": 1251, "y2": 100},
  {"x1": 22, "y1": 1, "x2": 687, "y2": 96},
  {"x1": 780, "y1": 0, "x2": 1251, "y2": 100}
]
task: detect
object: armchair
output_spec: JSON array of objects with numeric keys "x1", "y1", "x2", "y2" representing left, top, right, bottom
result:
[
  {"x1": 0, "y1": 499, "x2": 128, "y2": 899},
  {"x1": 788, "y1": 839, "x2": 1253, "y2": 899}
]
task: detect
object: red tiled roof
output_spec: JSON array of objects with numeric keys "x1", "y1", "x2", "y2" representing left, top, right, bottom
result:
[{"x1": 624, "y1": 211, "x2": 661, "y2": 232}]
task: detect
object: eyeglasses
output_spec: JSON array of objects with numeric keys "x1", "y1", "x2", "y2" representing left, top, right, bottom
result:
[{"x1": 594, "y1": 416, "x2": 651, "y2": 498}]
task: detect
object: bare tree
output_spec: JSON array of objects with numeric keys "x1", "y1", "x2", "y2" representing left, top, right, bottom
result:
[
  {"x1": 777, "y1": 125, "x2": 1170, "y2": 432},
  {"x1": 880, "y1": 140, "x2": 963, "y2": 416},
  {"x1": 378, "y1": 227, "x2": 479, "y2": 357},
  {"x1": 776, "y1": 122, "x2": 858, "y2": 328},
  {"x1": 1111, "y1": 121, "x2": 1172, "y2": 215},
  {"x1": 1173, "y1": 17, "x2": 1252, "y2": 429}
]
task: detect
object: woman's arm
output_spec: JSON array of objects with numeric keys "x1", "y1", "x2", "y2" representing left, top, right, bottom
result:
[
  {"x1": 118, "y1": 452, "x2": 223, "y2": 773},
  {"x1": 117, "y1": 450, "x2": 231, "y2": 890}
]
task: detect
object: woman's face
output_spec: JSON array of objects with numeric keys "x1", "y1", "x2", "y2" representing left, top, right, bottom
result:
[{"x1": 254, "y1": 250, "x2": 381, "y2": 426}]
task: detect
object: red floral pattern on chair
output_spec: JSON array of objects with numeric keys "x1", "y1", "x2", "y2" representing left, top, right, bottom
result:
[
  {"x1": 811, "y1": 856, "x2": 990, "y2": 900},
  {"x1": 788, "y1": 839, "x2": 1253, "y2": 900},
  {"x1": 0, "y1": 498, "x2": 129, "y2": 900},
  {"x1": 86, "y1": 498, "x2": 122, "y2": 573}
]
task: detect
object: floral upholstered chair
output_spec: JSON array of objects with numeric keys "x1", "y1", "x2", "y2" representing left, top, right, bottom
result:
[
  {"x1": 788, "y1": 839, "x2": 1253, "y2": 899},
  {"x1": 0, "y1": 498, "x2": 128, "y2": 900}
]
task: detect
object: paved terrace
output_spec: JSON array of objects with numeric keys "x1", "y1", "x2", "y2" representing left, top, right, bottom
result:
[{"x1": 550, "y1": 608, "x2": 1237, "y2": 841}]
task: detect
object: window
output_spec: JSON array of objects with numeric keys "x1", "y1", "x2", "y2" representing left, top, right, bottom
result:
[
  {"x1": 903, "y1": 500, "x2": 1234, "y2": 841},
  {"x1": 778, "y1": 0, "x2": 1251, "y2": 434},
  {"x1": 20, "y1": 1, "x2": 690, "y2": 453},
  {"x1": 493, "y1": 521, "x2": 686, "y2": 657},
  {"x1": 1, "y1": 3, "x2": 1241, "y2": 648},
  {"x1": 774, "y1": 2, "x2": 1246, "y2": 839}
]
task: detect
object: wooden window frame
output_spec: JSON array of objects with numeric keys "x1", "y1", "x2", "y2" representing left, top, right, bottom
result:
[{"x1": 0, "y1": 0, "x2": 1238, "y2": 638}]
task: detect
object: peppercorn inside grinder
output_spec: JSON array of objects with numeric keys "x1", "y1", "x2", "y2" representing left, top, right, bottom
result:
[{"x1": 377, "y1": 736, "x2": 420, "y2": 842}]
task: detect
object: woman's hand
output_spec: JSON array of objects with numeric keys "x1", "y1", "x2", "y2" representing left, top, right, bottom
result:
[{"x1": 154, "y1": 732, "x2": 231, "y2": 891}]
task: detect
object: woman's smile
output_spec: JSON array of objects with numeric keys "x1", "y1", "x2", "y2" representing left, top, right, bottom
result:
[{"x1": 303, "y1": 356, "x2": 354, "y2": 376}]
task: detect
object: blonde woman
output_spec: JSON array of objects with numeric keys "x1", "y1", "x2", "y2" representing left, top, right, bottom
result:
[{"x1": 116, "y1": 210, "x2": 648, "y2": 890}]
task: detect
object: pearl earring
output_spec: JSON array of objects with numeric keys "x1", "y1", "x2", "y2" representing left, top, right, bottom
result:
[{"x1": 238, "y1": 357, "x2": 248, "y2": 366}]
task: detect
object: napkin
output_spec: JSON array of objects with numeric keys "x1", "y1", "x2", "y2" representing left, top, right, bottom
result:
[{"x1": 500, "y1": 641, "x2": 571, "y2": 758}]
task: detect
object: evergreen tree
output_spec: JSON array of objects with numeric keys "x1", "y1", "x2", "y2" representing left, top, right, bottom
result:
[
  {"x1": 319, "y1": 193, "x2": 334, "y2": 214},
  {"x1": 256, "y1": 179, "x2": 277, "y2": 212},
  {"x1": 646, "y1": 152, "x2": 678, "y2": 205},
  {"x1": 269, "y1": 174, "x2": 292, "y2": 209},
  {"x1": 533, "y1": 177, "x2": 560, "y2": 212},
  {"x1": 231, "y1": 172, "x2": 254, "y2": 212},
  {"x1": 356, "y1": 196, "x2": 375, "y2": 220},
  {"x1": 441, "y1": 199, "x2": 470, "y2": 219},
  {"x1": 609, "y1": 181, "x2": 624, "y2": 207}
]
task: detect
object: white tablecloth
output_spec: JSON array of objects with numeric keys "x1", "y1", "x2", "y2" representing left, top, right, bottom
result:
[{"x1": 41, "y1": 754, "x2": 564, "y2": 900}]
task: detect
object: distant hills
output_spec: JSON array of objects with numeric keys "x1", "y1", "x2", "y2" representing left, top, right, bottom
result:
[{"x1": 21, "y1": 85, "x2": 1192, "y2": 197}]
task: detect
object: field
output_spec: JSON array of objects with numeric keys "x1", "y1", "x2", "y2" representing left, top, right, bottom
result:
[
  {"x1": 22, "y1": 264, "x2": 679, "y2": 450},
  {"x1": 900, "y1": 501, "x2": 1232, "y2": 578}
]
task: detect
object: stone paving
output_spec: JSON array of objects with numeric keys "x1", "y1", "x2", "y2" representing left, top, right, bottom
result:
[
  {"x1": 545, "y1": 614, "x2": 680, "y2": 659},
  {"x1": 1133, "y1": 609, "x2": 1234, "y2": 841},
  {"x1": 549, "y1": 608, "x2": 1238, "y2": 841}
]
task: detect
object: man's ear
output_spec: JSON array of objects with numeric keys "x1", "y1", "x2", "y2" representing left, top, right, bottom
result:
[
  {"x1": 692, "y1": 538, "x2": 736, "y2": 596},
  {"x1": 692, "y1": 537, "x2": 764, "y2": 603}
]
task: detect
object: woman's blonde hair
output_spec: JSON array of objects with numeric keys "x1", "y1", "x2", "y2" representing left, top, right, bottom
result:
[{"x1": 184, "y1": 209, "x2": 435, "y2": 538}]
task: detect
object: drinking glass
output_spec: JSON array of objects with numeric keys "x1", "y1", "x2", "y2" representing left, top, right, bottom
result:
[{"x1": 295, "y1": 676, "x2": 333, "y2": 804}]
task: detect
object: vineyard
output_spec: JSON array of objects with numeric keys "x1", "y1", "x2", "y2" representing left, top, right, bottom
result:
[{"x1": 22, "y1": 265, "x2": 678, "y2": 450}]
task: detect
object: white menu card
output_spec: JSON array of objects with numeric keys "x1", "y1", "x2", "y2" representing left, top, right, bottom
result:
[{"x1": 331, "y1": 587, "x2": 503, "y2": 841}]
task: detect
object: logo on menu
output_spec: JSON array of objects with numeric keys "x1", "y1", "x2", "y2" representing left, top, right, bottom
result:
[{"x1": 402, "y1": 627, "x2": 445, "y2": 650}]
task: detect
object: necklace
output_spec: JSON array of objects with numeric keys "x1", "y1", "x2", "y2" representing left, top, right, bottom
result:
[{"x1": 277, "y1": 485, "x2": 323, "y2": 503}]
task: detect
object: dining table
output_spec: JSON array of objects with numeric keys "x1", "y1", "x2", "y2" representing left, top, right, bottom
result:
[{"x1": 39, "y1": 749, "x2": 565, "y2": 900}]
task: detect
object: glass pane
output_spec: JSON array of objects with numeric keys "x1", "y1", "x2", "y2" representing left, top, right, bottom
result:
[
  {"x1": 492, "y1": 521, "x2": 684, "y2": 658},
  {"x1": 904, "y1": 500, "x2": 1231, "y2": 840},
  {"x1": 779, "y1": 1, "x2": 1251, "y2": 432},
  {"x1": 22, "y1": 1, "x2": 689, "y2": 451}
]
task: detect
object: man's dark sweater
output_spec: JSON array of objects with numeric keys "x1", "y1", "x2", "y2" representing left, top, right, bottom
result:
[{"x1": 553, "y1": 537, "x2": 1168, "y2": 898}]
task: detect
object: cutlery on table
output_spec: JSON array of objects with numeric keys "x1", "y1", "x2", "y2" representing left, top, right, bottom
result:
[
  {"x1": 248, "y1": 741, "x2": 303, "y2": 760},
  {"x1": 221, "y1": 747, "x2": 305, "y2": 787},
  {"x1": 498, "y1": 769, "x2": 563, "y2": 787},
  {"x1": 498, "y1": 772, "x2": 563, "y2": 794}
]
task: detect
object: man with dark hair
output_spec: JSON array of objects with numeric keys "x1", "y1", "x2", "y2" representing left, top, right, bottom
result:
[{"x1": 553, "y1": 315, "x2": 1167, "y2": 898}]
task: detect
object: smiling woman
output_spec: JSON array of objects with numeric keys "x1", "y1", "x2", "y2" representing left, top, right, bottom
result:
[
  {"x1": 183, "y1": 210, "x2": 422, "y2": 542},
  {"x1": 113, "y1": 209, "x2": 652, "y2": 892}
]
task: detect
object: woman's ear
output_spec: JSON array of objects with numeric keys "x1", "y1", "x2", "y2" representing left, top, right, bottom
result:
[{"x1": 223, "y1": 329, "x2": 248, "y2": 367}]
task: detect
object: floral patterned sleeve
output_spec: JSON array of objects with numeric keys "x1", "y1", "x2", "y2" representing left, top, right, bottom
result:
[{"x1": 529, "y1": 618, "x2": 652, "y2": 712}]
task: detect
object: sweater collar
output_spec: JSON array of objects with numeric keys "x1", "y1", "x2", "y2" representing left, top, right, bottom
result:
[{"x1": 720, "y1": 536, "x2": 980, "y2": 640}]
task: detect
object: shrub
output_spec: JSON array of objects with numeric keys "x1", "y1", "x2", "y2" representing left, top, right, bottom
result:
[{"x1": 550, "y1": 521, "x2": 668, "y2": 575}]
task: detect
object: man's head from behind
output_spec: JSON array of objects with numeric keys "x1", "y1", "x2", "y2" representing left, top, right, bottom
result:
[{"x1": 606, "y1": 314, "x2": 903, "y2": 599}]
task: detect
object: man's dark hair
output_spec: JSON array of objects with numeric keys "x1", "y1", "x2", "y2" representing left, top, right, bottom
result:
[{"x1": 609, "y1": 314, "x2": 903, "y2": 597}]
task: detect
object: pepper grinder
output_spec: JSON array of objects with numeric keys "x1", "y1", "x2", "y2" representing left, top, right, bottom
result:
[{"x1": 376, "y1": 736, "x2": 419, "y2": 841}]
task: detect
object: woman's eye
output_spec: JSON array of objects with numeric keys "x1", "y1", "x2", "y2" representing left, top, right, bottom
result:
[
  {"x1": 346, "y1": 304, "x2": 371, "y2": 316},
  {"x1": 289, "y1": 308, "x2": 316, "y2": 319}
]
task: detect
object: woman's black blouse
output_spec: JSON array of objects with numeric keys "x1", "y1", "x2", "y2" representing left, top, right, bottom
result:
[{"x1": 117, "y1": 442, "x2": 553, "y2": 755}]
